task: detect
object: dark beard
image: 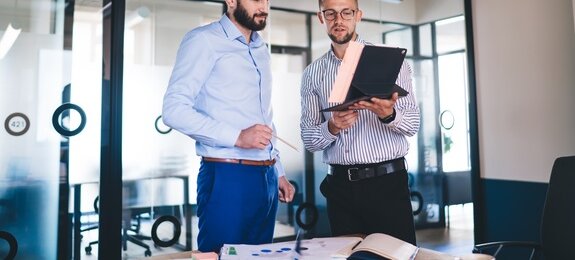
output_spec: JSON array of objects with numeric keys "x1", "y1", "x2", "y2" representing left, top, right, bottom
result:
[
  {"x1": 234, "y1": 1, "x2": 267, "y2": 31},
  {"x1": 329, "y1": 31, "x2": 354, "y2": 45}
]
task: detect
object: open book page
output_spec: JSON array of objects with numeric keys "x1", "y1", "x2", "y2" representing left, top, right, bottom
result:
[
  {"x1": 329, "y1": 236, "x2": 363, "y2": 259},
  {"x1": 351, "y1": 233, "x2": 418, "y2": 260},
  {"x1": 328, "y1": 41, "x2": 364, "y2": 103}
]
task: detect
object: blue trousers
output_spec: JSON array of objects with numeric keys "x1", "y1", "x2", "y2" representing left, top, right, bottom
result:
[{"x1": 196, "y1": 161, "x2": 278, "y2": 252}]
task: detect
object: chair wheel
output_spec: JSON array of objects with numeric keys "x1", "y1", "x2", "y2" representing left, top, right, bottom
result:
[
  {"x1": 145, "y1": 249, "x2": 152, "y2": 257},
  {"x1": 85, "y1": 246, "x2": 92, "y2": 255}
]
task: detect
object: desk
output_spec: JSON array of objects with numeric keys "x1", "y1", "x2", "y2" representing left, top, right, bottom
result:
[
  {"x1": 146, "y1": 251, "x2": 195, "y2": 260},
  {"x1": 147, "y1": 249, "x2": 493, "y2": 260},
  {"x1": 71, "y1": 174, "x2": 192, "y2": 259}
]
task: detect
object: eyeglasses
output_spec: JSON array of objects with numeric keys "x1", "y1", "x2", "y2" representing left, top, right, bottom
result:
[{"x1": 321, "y1": 9, "x2": 357, "y2": 21}]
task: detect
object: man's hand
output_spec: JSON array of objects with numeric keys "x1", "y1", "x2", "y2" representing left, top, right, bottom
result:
[
  {"x1": 328, "y1": 110, "x2": 359, "y2": 135},
  {"x1": 349, "y1": 92, "x2": 398, "y2": 119},
  {"x1": 235, "y1": 124, "x2": 272, "y2": 149},
  {"x1": 278, "y1": 176, "x2": 295, "y2": 203}
]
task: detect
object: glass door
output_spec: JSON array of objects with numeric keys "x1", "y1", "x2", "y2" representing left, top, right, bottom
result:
[
  {"x1": 269, "y1": 50, "x2": 306, "y2": 240},
  {"x1": 268, "y1": 9, "x2": 309, "y2": 241},
  {"x1": 384, "y1": 25, "x2": 447, "y2": 229},
  {"x1": 0, "y1": 0, "x2": 103, "y2": 259},
  {"x1": 67, "y1": 1, "x2": 105, "y2": 259},
  {"x1": 120, "y1": 0, "x2": 223, "y2": 257}
]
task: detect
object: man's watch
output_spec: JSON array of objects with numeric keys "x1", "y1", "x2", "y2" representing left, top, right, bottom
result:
[{"x1": 379, "y1": 108, "x2": 396, "y2": 124}]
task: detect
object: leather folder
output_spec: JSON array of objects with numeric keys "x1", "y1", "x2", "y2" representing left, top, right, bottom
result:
[{"x1": 321, "y1": 42, "x2": 408, "y2": 112}]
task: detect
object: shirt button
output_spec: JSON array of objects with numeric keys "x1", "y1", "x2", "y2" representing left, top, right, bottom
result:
[{"x1": 344, "y1": 130, "x2": 348, "y2": 134}]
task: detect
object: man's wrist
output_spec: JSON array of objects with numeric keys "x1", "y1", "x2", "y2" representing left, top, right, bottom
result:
[
  {"x1": 379, "y1": 108, "x2": 396, "y2": 124},
  {"x1": 328, "y1": 119, "x2": 341, "y2": 135}
]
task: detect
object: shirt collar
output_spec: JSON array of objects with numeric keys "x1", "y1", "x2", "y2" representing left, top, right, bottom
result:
[
  {"x1": 328, "y1": 35, "x2": 366, "y2": 60},
  {"x1": 219, "y1": 14, "x2": 263, "y2": 46}
]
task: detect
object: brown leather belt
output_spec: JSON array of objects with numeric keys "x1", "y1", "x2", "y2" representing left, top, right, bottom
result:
[{"x1": 202, "y1": 157, "x2": 276, "y2": 166}]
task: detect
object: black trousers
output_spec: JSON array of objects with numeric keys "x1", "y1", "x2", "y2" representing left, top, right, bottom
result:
[{"x1": 320, "y1": 165, "x2": 416, "y2": 245}]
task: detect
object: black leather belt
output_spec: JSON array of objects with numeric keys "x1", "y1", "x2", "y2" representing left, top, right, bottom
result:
[{"x1": 328, "y1": 158, "x2": 406, "y2": 182}]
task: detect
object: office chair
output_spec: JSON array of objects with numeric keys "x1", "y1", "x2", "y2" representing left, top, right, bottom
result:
[
  {"x1": 80, "y1": 196, "x2": 100, "y2": 253},
  {"x1": 473, "y1": 156, "x2": 575, "y2": 260},
  {"x1": 83, "y1": 196, "x2": 153, "y2": 257}
]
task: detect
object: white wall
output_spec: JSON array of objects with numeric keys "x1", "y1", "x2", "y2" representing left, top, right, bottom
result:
[
  {"x1": 472, "y1": 0, "x2": 575, "y2": 182},
  {"x1": 415, "y1": 0, "x2": 463, "y2": 24}
]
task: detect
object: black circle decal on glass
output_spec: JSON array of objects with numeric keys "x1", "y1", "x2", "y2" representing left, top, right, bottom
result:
[
  {"x1": 4, "y1": 113, "x2": 30, "y2": 136},
  {"x1": 0, "y1": 231, "x2": 18, "y2": 260},
  {"x1": 155, "y1": 115, "x2": 171, "y2": 134},
  {"x1": 151, "y1": 215, "x2": 181, "y2": 247},
  {"x1": 52, "y1": 103, "x2": 86, "y2": 136},
  {"x1": 410, "y1": 191, "x2": 424, "y2": 216},
  {"x1": 93, "y1": 196, "x2": 99, "y2": 214},
  {"x1": 439, "y1": 110, "x2": 455, "y2": 130},
  {"x1": 295, "y1": 203, "x2": 318, "y2": 231}
]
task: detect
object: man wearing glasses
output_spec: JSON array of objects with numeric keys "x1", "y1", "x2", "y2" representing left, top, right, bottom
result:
[{"x1": 299, "y1": 0, "x2": 420, "y2": 244}]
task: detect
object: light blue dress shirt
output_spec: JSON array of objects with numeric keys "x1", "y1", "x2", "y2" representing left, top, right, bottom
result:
[{"x1": 163, "y1": 14, "x2": 284, "y2": 176}]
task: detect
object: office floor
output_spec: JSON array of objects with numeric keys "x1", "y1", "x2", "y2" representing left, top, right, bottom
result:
[
  {"x1": 416, "y1": 203, "x2": 475, "y2": 256},
  {"x1": 78, "y1": 203, "x2": 474, "y2": 259}
]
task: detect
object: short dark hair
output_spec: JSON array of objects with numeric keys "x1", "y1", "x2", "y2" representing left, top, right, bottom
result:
[{"x1": 318, "y1": 0, "x2": 358, "y2": 9}]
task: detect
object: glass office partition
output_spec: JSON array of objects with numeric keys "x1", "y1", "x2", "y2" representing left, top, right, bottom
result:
[
  {"x1": 357, "y1": 22, "x2": 405, "y2": 47},
  {"x1": 435, "y1": 16, "x2": 470, "y2": 172},
  {"x1": 268, "y1": 10, "x2": 307, "y2": 47},
  {"x1": 436, "y1": 16, "x2": 466, "y2": 55},
  {"x1": 435, "y1": 15, "x2": 473, "y2": 228},
  {"x1": 386, "y1": 26, "x2": 445, "y2": 228},
  {"x1": 68, "y1": 1, "x2": 105, "y2": 259},
  {"x1": 268, "y1": 10, "x2": 308, "y2": 240},
  {"x1": 438, "y1": 53, "x2": 470, "y2": 172},
  {"x1": 0, "y1": 1, "x2": 77, "y2": 259},
  {"x1": 121, "y1": 0, "x2": 223, "y2": 257}
]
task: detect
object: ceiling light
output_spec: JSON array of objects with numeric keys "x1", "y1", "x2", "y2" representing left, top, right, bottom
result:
[
  {"x1": 126, "y1": 6, "x2": 151, "y2": 28},
  {"x1": 0, "y1": 23, "x2": 21, "y2": 60},
  {"x1": 381, "y1": 0, "x2": 403, "y2": 4}
]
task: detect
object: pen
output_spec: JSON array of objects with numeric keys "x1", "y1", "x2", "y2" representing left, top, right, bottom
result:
[
  {"x1": 409, "y1": 247, "x2": 420, "y2": 260},
  {"x1": 293, "y1": 229, "x2": 302, "y2": 260},
  {"x1": 273, "y1": 134, "x2": 300, "y2": 152}
]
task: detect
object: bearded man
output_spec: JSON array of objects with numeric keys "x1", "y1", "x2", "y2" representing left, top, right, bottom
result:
[{"x1": 163, "y1": 0, "x2": 294, "y2": 252}]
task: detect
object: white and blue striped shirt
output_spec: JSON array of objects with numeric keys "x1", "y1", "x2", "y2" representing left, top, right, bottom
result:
[{"x1": 300, "y1": 37, "x2": 420, "y2": 165}]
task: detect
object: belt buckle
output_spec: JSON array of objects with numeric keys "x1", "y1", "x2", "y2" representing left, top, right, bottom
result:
[
  {"x1": 378, "y1": 163, "x2": 391, "y2": 175},
  {"x1": 347, "y1": 168, "x2": 359, "y2": 182}
]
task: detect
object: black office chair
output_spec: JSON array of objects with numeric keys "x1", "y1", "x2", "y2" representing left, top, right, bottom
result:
[
  {"x1": 473, "y1": 156, "x2": 575, "y2": 260},
  {"x1": 83, "y1": 195, "x2": 153, "y2": 257},
  {"x1": 80, "y1": 196, "x2": 100, "y2": 253}
]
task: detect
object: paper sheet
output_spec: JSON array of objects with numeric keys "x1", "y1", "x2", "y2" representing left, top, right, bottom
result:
[
  {"x1": 328, "y1": 41, "x2": 365, "y2": 103},
  {"x1": 220, "y1": 237, "x2": 362, "y2": 260}
]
